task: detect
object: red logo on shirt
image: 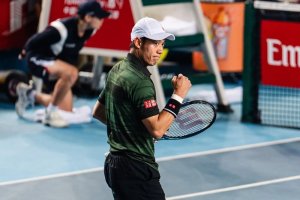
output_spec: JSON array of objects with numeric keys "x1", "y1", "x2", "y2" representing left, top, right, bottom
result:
[{"x1": 144, "y1": 100, "x2": 157, "y2": 109}]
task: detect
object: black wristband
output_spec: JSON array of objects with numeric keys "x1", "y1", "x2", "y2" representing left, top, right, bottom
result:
[{"x1": 163, "y1": 98, "x2": 182, "y2": 118}]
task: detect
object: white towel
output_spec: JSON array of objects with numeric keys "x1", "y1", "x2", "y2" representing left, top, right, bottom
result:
[
  {"x1": 186, "y1": 86, "x2": 243, "y2": 104},
  {"x1": 34, "y1": 106, "x2": 92, "y2": 124},
  {"x1": 160, "y1": 16, "x2": 197, "y2": 36}
]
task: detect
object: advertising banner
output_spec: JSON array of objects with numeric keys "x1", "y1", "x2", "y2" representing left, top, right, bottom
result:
[
  {"x1": 47, "y1": 0, "x2": 134, "y2": 55},
  {"x1": 0, "y1": 0, "x2": 39, "y2": 50},
  {"x1": 260, "y1": 20, "x2": 300, "y2": 88},
  {"x1": 193, "y1": 2, "x2": 245, "y2": 72}
]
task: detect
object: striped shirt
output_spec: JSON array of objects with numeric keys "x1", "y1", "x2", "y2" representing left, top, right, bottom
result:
[{"x1": 99, "y1": 53, "x2": 160, "y2": 170}]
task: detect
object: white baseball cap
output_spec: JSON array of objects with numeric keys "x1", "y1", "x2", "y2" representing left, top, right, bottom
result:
[{"x1": 131, "y1": 17, "x2": 175, "y2": 41}]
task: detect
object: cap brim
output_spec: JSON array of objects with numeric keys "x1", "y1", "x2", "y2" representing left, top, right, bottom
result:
[
  {"x1": 148, "y1": 33, "x2": 175, "y2": 41},
  {"x1": 95, "y1": 11, "x2": 110, "y2": 19}
]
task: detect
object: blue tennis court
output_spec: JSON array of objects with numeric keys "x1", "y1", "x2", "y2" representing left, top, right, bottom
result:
[{"x1": 1, "y1": 85, "x2": 300, "y2": 200}]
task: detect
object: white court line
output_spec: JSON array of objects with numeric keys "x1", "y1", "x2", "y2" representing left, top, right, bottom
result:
[
  {"x1": 166, "y1": 175, "x2": 300, "y2": 200},
  {"x1": 0, "y1": 167, "x2": 103, "y2": 187},
  {"x1": 1, "y1": 137, "x2": 299, "y2": 186},
  {"x1": 157, "y1": 137, "x2": 300, "y2": 162}
]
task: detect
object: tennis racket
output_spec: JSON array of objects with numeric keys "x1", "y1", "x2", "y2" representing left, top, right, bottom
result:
[{"x1": 162, "y1": 100, "x2": 216, "y2": 140}]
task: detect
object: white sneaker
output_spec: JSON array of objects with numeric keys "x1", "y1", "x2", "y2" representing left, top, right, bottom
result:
[
  {"x1": 15, "y1": 82, "x2": 35, "y2": 117},
  {"x1": 43, "y1": 110, "x2": 69, "y2": 128}
]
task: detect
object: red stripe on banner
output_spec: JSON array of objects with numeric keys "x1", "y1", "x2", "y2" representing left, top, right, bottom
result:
[
  {"x1": 260, "y1": 20, "x2": 300, "y2": 88},
  {"x1": 0, "y1": 0, "x2": 38, "y2": 50}
]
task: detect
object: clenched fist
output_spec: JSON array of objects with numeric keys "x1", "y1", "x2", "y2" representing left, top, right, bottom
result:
[{"x1": 171, "y1": 73, "x2": 192, "y2": 99}]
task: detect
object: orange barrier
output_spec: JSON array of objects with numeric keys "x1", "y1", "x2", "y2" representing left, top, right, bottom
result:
[{"x1": 193, "y1": 2, "x2": 245, "y2": 72}]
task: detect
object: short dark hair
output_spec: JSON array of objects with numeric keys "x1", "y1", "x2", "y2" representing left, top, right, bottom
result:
[{"x1": 129, "y1": 37, "x2": 148, "y2": 48}]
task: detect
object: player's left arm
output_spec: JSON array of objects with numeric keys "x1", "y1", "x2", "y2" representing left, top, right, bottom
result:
[
  {"x1": 93, "y1": 88, "x2": 107, "y2": 125},
  {"x1": 92, "y1": 100, "x2": 107, "y2": 125}
]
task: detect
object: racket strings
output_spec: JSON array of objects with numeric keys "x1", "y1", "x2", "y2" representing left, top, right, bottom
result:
[{"x1": 165, "y1": 103, "x2": 215, "y2": 138}]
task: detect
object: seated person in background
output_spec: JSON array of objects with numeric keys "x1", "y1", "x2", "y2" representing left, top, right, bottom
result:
[{"x1": 16, "y1": 0, "x2": 110, "y2": 128}]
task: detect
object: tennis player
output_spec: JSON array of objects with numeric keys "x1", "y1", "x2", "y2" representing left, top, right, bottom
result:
[
  {"x1": 93, "y1": 17, "x2": 191, "y2": 200},
  {"x1": 16, "y1": 0, "x2": 110, "y2": 128}
]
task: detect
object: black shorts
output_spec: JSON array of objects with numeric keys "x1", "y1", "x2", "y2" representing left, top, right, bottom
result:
[
  {"x1": 104, "y1": 152, "x2": 165, "y2": 200},
  {"x1": 26, "y1": 52, "x2": 55, "y2": 82}
]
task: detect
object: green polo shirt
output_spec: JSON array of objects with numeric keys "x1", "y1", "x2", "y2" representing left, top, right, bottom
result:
[{"x1": 98, "y1": 53, "x2": 160, "y2": 170}]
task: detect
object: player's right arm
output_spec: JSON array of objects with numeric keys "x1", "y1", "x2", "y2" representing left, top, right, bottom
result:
[{"x1": 142, "y1": 74, "x2": 191, "y2": 139}]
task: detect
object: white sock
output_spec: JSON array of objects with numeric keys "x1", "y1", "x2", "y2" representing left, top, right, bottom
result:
[
  {"x1": 46, "y1": 103, "x2": 57, "y2": 113},
  {"x1": 29, "y1": 90, "x2": 36, "y2": 103}
]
